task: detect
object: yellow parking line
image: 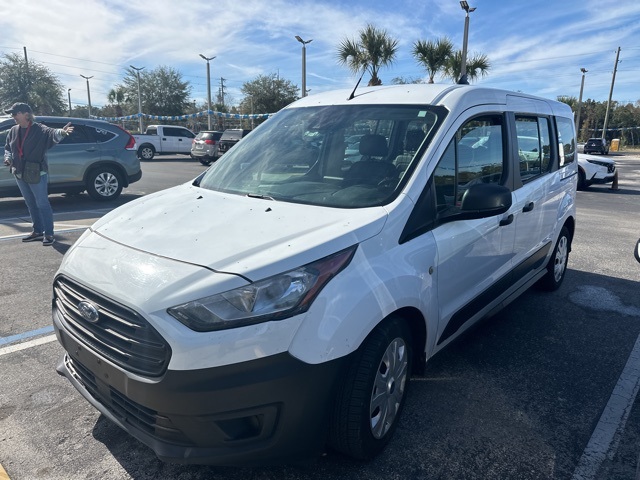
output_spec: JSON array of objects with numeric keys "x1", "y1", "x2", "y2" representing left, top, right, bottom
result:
[{"x1": 0, "y1": 463, "x2": 10, "y2": 480}]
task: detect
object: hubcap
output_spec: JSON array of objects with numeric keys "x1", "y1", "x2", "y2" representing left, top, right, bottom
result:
[
  {"x1": 95, "y1": 172, "x2": 118, "y2": 197},
  {"x1": 553, "y1": 235, "x2": 568, "y2": 282},
  {"x1": 370, "y1": 337, "x2": 408, "y2": 439}
]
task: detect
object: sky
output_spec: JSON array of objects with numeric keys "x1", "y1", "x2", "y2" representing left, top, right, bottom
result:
[{"x1": 1, "y1": 0, "x2": 639, "y2": 114}]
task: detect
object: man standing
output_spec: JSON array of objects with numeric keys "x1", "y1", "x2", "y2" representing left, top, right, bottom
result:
[{"x1": 3, "y1": 102, "x2": 74, "y2": 246}]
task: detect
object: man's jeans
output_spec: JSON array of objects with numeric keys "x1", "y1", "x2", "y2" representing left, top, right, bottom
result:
[{"x1": 15, "y1": 173, "x2": 54, "y2": 236}]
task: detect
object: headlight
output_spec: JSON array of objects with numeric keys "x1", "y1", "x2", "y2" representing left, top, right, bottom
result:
[
  {"x1": 168, "y1": 246, "x2": 357, "y2": 332},
  {"x1": 586, "y1": 159, "x2": 612, "y2": 168}
]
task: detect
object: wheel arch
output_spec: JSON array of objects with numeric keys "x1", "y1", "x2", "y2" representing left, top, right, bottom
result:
[
  {"x1": 390, "y1": 307, "x2": 427, "y2": 376},
  {"x1": 563, "y1": 215, "x2": 575, "y2": 252}
]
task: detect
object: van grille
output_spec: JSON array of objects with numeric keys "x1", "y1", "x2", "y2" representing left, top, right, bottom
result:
[
  {"x1": 64, "y1": 355, "x2": 191, "y2": 445},
  {"x1": 54, "y1": 275, "x2": 171, "y2": 377}
]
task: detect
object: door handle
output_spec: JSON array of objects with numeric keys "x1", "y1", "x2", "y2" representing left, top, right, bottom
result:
[
  {"x1": 522, "y1": 202, "x2": 534, "y2": 212},
  {"x1": 499, "y1": 214, "x2": 514, "y2": 226}
]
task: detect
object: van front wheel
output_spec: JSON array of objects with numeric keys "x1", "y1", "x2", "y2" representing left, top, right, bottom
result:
[
  {"x1": 328, "y1": 316, "x2": 412, "y2": 460},
  {"x1": 537, "y1": 226, "x2": 570, "y2": 291}
]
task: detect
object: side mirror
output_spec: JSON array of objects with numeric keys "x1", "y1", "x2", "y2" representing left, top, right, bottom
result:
[
  {"x1": 635, "y1": 238, "x2": 640, "y2": 263},
  {"x1": 460, "y1": 183, "x2": 512, "y2": 217}
]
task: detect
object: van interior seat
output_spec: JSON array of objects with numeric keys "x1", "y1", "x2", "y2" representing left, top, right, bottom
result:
[
  {"x1": 344, "y1": 134, "x2": 396, "y2": 186},
  {"x1": 394, "y1": 129, "x2": 425, "y2": 174}
]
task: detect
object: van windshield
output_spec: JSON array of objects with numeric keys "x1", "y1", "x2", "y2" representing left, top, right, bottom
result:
[{"x1": 199, "y1": 104, "x2": 445, "y2": 208}]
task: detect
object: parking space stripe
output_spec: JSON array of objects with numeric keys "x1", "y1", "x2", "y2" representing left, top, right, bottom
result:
[
  {"x1": 571, "y1": 332, "x2": 640, "y2": 479},
  {"x1": 0, "y1": 334, "x2": 57, "y2": 357},
  {"x1": 0, "y1": 326, "x2": 55, "y2": 346}
]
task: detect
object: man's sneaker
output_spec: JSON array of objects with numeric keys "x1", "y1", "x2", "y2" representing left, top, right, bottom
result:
[
  {"x1": 42, "y1": 235, "x2": 55, "y2": 246},
  {"x1": 22, "y1": 232, "x2": 44, "y2": 243}
]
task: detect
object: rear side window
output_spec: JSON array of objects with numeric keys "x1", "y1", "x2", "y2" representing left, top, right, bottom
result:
[
  {"x1": 556, "y1": 117, "x2": 576, "y2": 166},
  {"x1": 93, "y1": 127, "x2": 116, "y2": 143},
  {"x1": 41, "y1": 121, "x2": 94, "y2": 145},
  {"x1": 433, "y1": 114, "x2": 505, "y2": 217},
  {"x1": 165, "y1": 127, "x2": 194, "y2": 138},
  {"x1": 515, "y1": 116, "x2": 552, "y2": 183},
  {"x1": 199, "y1": 132, "x2": 222, "y2": 141}
]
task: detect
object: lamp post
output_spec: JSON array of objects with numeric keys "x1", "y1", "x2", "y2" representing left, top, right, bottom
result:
[
  {"x1": 575, "y1": 68, "x2": 588, "y2": 140},
  {"x1": 67, "y1": 89, "x2": 72, "y2": 117},
  {"x1": 130, "y1": 65, "x2": 145, "y2": 133},
  {"x1": 295, "y1": 36, "x2": 312, "y2": 98},
  {"x1": 459, "y1": 1, "x2": 476, "y2": 85},
  {"x1": 199, "y1": 54, "x2": 216, "y2": 130},
  {"x1": 602, "y1": 46, "x2": 621, "y2": 142},
  {"x1": 80, "y1": 75, "x2": 93, "y2": 117}
]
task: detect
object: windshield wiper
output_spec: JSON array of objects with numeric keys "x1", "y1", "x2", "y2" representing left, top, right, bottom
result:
[{"x1": 246, "y1": 193, "x2": 275, "y2": 201}]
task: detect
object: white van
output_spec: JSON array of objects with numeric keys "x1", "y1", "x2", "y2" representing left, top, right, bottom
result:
[{"x1": 53, "y1": 84, "x2": 577, "y2": 465}]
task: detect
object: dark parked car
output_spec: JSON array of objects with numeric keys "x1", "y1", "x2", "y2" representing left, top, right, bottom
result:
[
  {"x1": 217, "y1": 128, "x2": 252, "y2": 156},
  {"x1": 583, "y1": 137, "x2": 609, "y2": 155},
  {"x1": 1, "y1": 116, "x2": 141, "y2": 201},
  {"x1": 190, "y1": 130, "x2": 223, "y2": 165}
]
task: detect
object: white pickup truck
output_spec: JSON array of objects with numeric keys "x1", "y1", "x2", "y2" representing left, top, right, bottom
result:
[{"x1": 133, "y1": 125, "x2": 196, "y2": 160}]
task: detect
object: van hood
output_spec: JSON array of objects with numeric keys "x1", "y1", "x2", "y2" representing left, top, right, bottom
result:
[{"x1": 90, "y1": 183, "x2": 388, "y2": 280}]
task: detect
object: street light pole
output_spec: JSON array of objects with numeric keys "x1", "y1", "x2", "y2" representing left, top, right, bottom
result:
[
  {"x1": 295, "y1": 36, "x2": 313, "y2": 98},
  {"x1": 602, "y1": 46, "x2": 621, "y2": 142},
  {"x1": 459, "y1": 1, "x2": 476, "y2": 85},
  {"x1": 130, "y1": 65, "x2": 145, "y2": 133},
  {"x1": 67, "y1": 89, "x2": 72, "y2": 117},
  {"x1": 250, "y1": 95, "x2": 254, "y2": 130},
  {"x1": 575, "y1": 68, "x2": 588, "y2": 140},
  {"x1": 199, "y1": 54, "x2": 216, "y2": 130},
  {"x1": 80, "y1": 75, "x2": 93, "y2": 117}
]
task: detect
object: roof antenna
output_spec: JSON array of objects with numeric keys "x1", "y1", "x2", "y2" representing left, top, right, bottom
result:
[{"x1": 347, "y1": 68, "x2": 366, "y2": 101}]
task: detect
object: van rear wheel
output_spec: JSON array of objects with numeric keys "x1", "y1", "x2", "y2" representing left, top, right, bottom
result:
[{"x1": 328, "y1": 316, "x2": 412, "y2": 460}]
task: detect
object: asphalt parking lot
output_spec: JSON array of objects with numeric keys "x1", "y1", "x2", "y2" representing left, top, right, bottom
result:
[{"x1": 1, "y1": 153, "x2": 640, "y2": 479}]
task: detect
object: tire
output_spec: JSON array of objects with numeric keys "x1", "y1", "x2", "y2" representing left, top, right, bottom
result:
[
  {"x1": 86, "y1": 166, "x2": 123, "y2": 201},
  {"x1": 577, "y1": 168, "x2": 588, "y2": 190},
  {"x1": 199, "y1": 158, "x2": 212, "y2": 166},
  {"x1": 328, "y1": 316, "x2": 412, "y2": 460},
  {"x1": 138, "y1": 144, "x2": 155, "y2": 161},
  {"x1": 536, "y1": 226, "x2": 570, "y2": 291}
]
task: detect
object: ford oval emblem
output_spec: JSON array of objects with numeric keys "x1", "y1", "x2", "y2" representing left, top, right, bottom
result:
[{"x1": 78, "y1": 301, "x2": 100, "y2": 323}]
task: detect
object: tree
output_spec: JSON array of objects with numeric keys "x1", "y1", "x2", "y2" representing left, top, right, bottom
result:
[
  {"x1": 391, "y1": 76, "x2": 425, "y2": 85},
  {"x1": 117, "y1": 65, "x2": 191, "y2": 117},
  {"x1": 443, "y1": 50, "x2": 490, "y2": 83},
  {"x1": 240, "y1": 73, "x2": 299, "y2": 124},
  {"x1": 413, "y1": 37, "x2": 454, "y2": 83},
  {"x1": 0, "y1": 53, "x2": 66, "y2": 115},
  {"x1": 337, "y1": 24, "x2": 398, "y2": 86},
  {"x1": 107, "y1": 86, "x2": 126, "y2": 118}
]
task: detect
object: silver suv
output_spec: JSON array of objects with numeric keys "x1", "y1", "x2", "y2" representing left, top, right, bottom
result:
[
  {"x1": 190, "y1": 130, "x2": 223, "y2": 165},
  {"x1": 1, "y1": 116, "x2": 141, "y2": 201}
]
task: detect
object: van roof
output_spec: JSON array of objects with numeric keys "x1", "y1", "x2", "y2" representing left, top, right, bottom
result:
[{"x1": 288, "y1": 84, "x2": 573, "y2": 118}]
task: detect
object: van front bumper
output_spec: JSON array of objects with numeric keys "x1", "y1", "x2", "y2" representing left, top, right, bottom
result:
[{"x1": 53, "y1": 313, "x2": 347, "y2": 465}]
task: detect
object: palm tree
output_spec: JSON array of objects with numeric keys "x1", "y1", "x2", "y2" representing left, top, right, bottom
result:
[
  {"x1": 337, "y1": 24, "x2": 398, "y2": 86},
  {"x1": 107, "y1": 87, "x2": 126, "y2": 117},
  {"x1": 444, "y1": 50, "x2": 491, "y2": 83},
  {"x1": 412, "y1": 37, "x2": 454, "y2": 84}
]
